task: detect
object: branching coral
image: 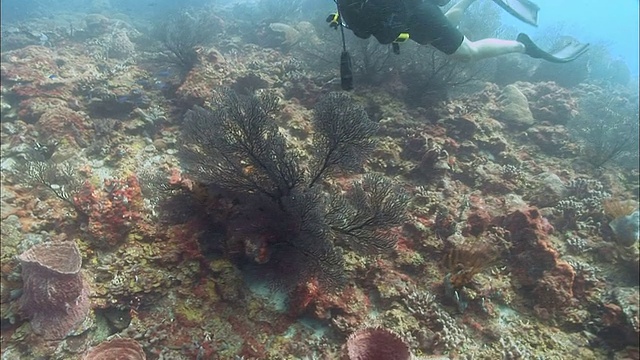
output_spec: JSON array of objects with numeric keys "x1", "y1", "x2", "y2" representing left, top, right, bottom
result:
[
  {"x1": 175, "y1": 89, "x2": 408, "y2": 290},
  {"x1": 399, "y1": 46, "x2": 482, "y2": 107},
  {"x1": 308, "y1": 92, "x2": 378, "y2": 186}
]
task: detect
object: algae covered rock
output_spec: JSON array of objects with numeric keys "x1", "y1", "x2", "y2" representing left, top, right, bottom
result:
[{"x1": 497, "y1": 84, "x2": 535, "y2": 128}]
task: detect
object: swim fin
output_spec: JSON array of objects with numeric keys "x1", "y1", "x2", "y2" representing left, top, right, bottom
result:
[
  {"x1": 517, "y1": 33, "x2": 590, "y2": 63},
  {"x1": 493, "y1": 0, "x2": 539, "y2": 26}
]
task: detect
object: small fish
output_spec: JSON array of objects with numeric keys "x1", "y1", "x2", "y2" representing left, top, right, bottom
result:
[{"x1": 48, "y1": 74, "x2": 58, "y2": 79}]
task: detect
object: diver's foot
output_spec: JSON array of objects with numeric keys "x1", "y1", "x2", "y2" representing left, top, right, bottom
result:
[{"x1": 517, "y1": 33, "x2": 545, "y2": 59}]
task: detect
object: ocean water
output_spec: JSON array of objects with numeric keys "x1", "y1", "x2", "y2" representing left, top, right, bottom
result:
[{"x1": 1, "y1": 0, "x2": 638, "y2": 359}]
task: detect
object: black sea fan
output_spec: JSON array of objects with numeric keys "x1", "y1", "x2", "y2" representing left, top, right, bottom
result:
[
  {"x1": 308, "y1": 92, "x2": 378, "y2": 186},
  {"x1": 327, "y1": 174, "x2": 410, "y2": 254},
  {"x1": 181, "y1": 90, "x2": 303, "y2": 201},
  {"x1": 177, "y1": 89, "x2": 406, "y2": 291},
  {"x1": 154, "y1": 10, "x2": 219, "y2": 73}
]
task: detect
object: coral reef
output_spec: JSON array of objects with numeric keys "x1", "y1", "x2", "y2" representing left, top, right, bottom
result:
[
  {"x1": 269, "y1": 22, "x2": 301, "y2": 46},
  {"x1": 0, "y1": 8, "x2": 638, "y2": 360}
]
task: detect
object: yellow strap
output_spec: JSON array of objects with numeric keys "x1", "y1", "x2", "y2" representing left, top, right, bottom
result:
[
  {"x1": 394, "y1": 32, "x2": 410, "y2": 43},
  {"x1": 330, "y1": 12, "x2": 340, "y2": 25}
]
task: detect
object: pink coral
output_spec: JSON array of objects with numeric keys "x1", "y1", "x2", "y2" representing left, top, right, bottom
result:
[
  {"x1": 83, "y1": 338, "x2": 146, "y2": 360},
  {"x1": 500, "y1": 208, "x2": 577, "y2": 314},
  {"x1": 18, "y1": 241, "x2": 90, "y2": 340},
  {"x1": 73, "y1": 176, "x2": 143, "y2": 247},
  {"x1": 346, "y1": 327, "x2": 411, "y2": 360}
]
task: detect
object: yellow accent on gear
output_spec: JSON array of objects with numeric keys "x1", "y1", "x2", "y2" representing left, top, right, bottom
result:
[{"x1": 394, "y1": 32, "x2": 410, "y2": 43}]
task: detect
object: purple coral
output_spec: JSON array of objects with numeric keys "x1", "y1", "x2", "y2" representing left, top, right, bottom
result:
[
  {"x1": 83, "y1": 338, "x2": 146, "y2": 360},
  {"x1": 18, "y1": 241, "x2": 90, "y2": 340}
]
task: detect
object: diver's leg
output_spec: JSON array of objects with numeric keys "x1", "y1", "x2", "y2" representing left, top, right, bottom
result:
[
  {"x1": 444, "y1": 0, "x2": 477, "y2": 26},
  {"x1": 451, "y1": 36, "x2": 525, "y2": 61}
]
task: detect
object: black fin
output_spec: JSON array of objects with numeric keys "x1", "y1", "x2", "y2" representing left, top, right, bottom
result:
[
  {"x1": 517, "y1": 33, "x2": 589, "y2": 63},
  {"x1": 493, "y1": 0, "x2": 540, "y2": 27}
]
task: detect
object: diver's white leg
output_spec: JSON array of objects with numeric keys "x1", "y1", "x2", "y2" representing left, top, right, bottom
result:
[
  {"x1": 445, "y1": 0, "x2": 478, "y2": 26},
  {"x1": 451, "y1": 36, "x2": 525, "y2": 61}
]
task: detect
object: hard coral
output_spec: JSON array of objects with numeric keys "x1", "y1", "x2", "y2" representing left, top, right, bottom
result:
[
  {"x1": 18, "y1": 241, "x2": 90, "y2": 340},
  {"x1": 109, "y1": 29, "x2": 136, "y2": 59},
  {"x1": 83, "y1": 338, "x2": 146, "y2": 360},
  {"x1": 345, "y1": 326, "x2": 412, "y2": 360}
]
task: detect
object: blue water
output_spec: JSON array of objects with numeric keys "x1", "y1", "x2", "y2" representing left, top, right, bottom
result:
[
  {"x1": 2, "y1": 0, "x2": 637, "y2": 76},
  {"x1": 501, "y1": 0, "x2": 639, "y2": 75}
]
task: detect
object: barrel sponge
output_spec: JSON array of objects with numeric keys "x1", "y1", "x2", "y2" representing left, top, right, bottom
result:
[
  {"x1": 83, "y1": 338, "x2": 146, "y2": 360},
  {"x1": 18, "y1": 241, "x2": 90, "y2": 339}
]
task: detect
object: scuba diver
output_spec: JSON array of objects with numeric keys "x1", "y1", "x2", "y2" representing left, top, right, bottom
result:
[{"x1": 329, "y1": 0, "x2": 589, "y2": 63}]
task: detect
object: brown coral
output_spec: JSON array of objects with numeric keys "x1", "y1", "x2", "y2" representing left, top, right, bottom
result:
[
  {"x1": 83, "y1": 338, "x2": 146, "y2": 360},
  {"x1": 18, "y1": 241, "x2": 90, "y2": 340},
  {"x1": 603, "y1": 198, "x2": 638, "y2": 220},
  {"x1": 346, "y1": 326, "x2": 411, "y2": 360}
]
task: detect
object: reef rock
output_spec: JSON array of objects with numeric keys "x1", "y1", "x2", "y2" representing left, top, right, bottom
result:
[{"x1": 497, "y1": 84, "x2": 535, "y2": 128}]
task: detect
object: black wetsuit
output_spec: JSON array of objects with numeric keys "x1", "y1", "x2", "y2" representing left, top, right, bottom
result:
[{"x1": 337, "y1": 0, "x2": 464, "y2": 54}]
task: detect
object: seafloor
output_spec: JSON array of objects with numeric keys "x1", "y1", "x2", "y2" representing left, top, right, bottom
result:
[{"x1": 0, "y1": 9, "x2": 639, "y2": 360}]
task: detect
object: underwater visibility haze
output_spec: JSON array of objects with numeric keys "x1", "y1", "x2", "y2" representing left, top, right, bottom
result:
[{"x1": 0, "y1": 0, "x2": 638, "y2": 359}]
